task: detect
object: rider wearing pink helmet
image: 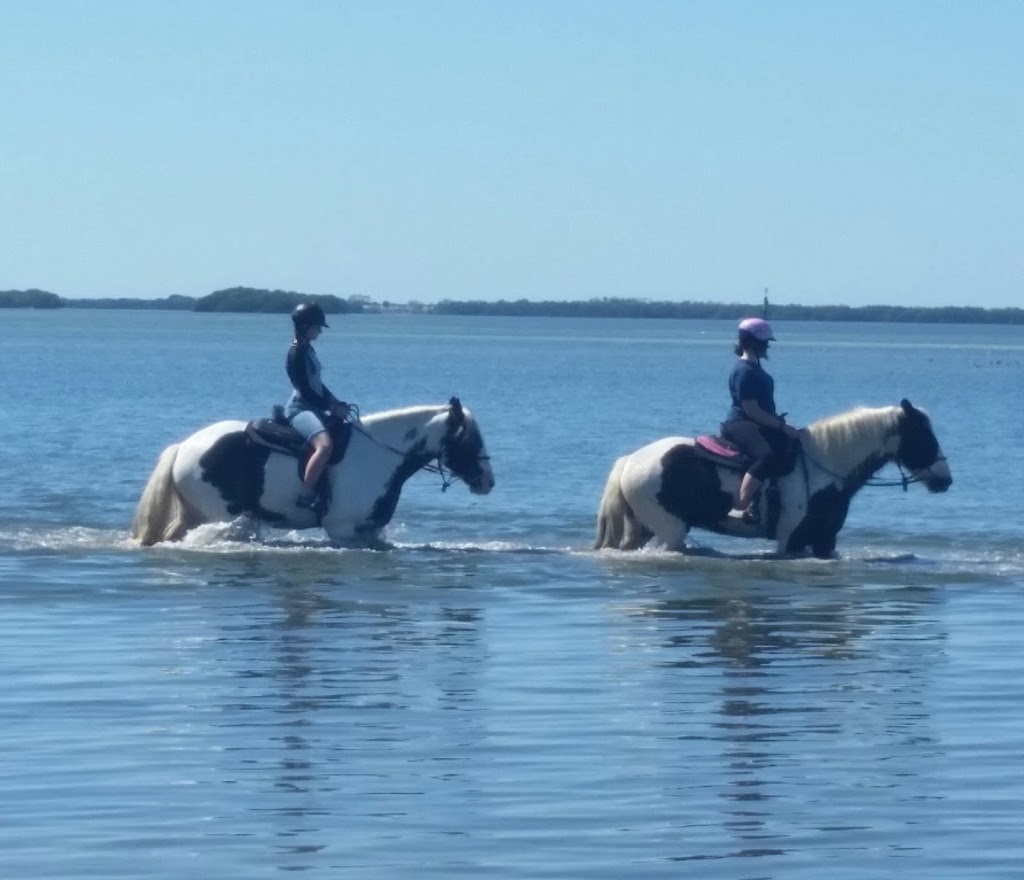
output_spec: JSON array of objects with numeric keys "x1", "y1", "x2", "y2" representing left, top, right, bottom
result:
[
  {"x1": 737, "y1": 316, "x2": 775, "y2": 342},
  {"x1": 721, "y1": 317, "x2": 802, "y2": 520}
]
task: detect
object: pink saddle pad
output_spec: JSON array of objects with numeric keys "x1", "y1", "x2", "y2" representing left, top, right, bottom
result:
[{"x1": 695, "y1": 435, "x2": 741, "y2": 458}]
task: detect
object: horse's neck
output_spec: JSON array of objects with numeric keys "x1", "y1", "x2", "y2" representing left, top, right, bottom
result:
[
  {"x1": 360, "y1": 405, "x2": 447, "y2": 453},
  {"x1": 805, "y1": 406, "x2": 900, "y2": 483}
]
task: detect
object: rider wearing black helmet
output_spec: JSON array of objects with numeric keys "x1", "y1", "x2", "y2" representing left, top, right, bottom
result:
[{"x1": 285, "y1": 302, "x2": 350, "y2": 510}]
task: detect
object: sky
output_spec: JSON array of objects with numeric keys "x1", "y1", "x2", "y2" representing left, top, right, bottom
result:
[{"x1": 2, "y1": 2, "x2": 1021, "y2": 308}]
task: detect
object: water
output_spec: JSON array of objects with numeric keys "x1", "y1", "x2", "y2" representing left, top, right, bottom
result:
[{"x1": 1, "y1": 310, "x2": 1022, "y2": 879}]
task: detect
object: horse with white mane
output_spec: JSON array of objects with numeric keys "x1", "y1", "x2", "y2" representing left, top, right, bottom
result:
[
  {"x1": 595, "y1": 399, "x2": 951, "y2": 558},
  {"x1": 133, "y1": 398, "x2": 494, "y2": 546}
]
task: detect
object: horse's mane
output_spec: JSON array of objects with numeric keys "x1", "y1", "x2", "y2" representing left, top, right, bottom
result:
[
  {"x1": 805, "y1": 405, "x2": 901, "y2": 475},
  {"x1": 359, "y1": 404, "x2": 478, "y2": 448},
  {"x1": 360, "y1": 404, "x2": 449, "y2": 427}
]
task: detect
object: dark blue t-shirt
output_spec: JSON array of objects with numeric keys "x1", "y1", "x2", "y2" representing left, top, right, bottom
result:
[
  {"x1": 284, "y1": 340, "x2": 337, "y2": 418},
  {"x1": 725, "y1": 358, "x2": 776, "y2": 423}
]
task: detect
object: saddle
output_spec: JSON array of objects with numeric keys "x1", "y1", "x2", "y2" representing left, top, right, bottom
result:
[
  {"x1": 245, "y1": 406, "x2": 352, "y2": 462},
  {"x1": 693, "y1": 434, "x2": 750, "y2": 471},
  {"x1": 694, "y1": 428, "x2": 802, "y2": 540},
  {"x1": 694, "y1": 428, "x2": 801, "y2": 476},
  {"x1": 245, "y1": 407, "x2": 353, "y2": 509}
]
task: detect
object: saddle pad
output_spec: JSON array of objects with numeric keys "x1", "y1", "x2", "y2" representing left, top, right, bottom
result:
[
  {"x1": 246, "y1": 419, "x2": 306, "y2": 456},
  {"x1": 695, "y1": 435, "x2": 741, "y2": 458}
]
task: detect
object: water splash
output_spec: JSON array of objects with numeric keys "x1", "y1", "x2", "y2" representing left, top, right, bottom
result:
[{"x1": 1, "y1": 520, "x2": 1022, "y2": 586}]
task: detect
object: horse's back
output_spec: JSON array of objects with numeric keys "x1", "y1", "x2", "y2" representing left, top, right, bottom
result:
[
  {"x1": 181, "y1": 420, "x2": 248, "y2": 447},
  {"x1": 173, "y1": 421, "x2": 248, "y2": 479},
  {"x1": 634, "y1": 436, "x2": 694, "y2": 459},
  {"x1": 620, "y1": 437, "x2": 694, "y2": 492}
]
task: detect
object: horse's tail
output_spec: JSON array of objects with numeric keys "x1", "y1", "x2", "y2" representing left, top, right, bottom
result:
[
  {"x1": 131, "y1": 444, "x2": 199, "y2": 546},
  {"x1": 595, "y1": 455, "x2": 638, "y2": 550}
]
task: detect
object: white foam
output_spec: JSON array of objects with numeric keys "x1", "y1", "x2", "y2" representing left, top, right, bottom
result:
[{"x1": 2, "y1": 521, "x2": 1022, "y2": 582}]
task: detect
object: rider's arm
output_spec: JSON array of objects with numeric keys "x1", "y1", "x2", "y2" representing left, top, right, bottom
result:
[
  {"x1": 287, "y1": 345, "x2": 336, "y2": 410},
  {"x1": 741, "y1": 400, "x2": 800, "y2": 437},
  {"x1": 320, "y1": 381, "x2": 340, "y2": 408},
  {"x1": 303, "y1": 354, "x2": 348, "y2": 414},
  {"x1": 321, "y1": 378, "x2": 348, "y2": 413}
]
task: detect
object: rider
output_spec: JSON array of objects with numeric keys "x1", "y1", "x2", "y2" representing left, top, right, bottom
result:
[
  {"x1": 285, "y1": 303, "x2": 350, "y2": 510},
  {"x1": 721, "y1": 317, "x2": 802, "y2": 521}
]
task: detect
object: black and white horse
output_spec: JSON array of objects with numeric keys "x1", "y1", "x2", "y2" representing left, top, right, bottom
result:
[
  {"x1": 132, "y1": 398, "x2": 494, "y2": 546},
  {"x1": 595, "y1": 399, "x2": 951, "y2": 558}
]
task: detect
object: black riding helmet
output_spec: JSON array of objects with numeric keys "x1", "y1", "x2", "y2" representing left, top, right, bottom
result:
[{"x1": 292, "y1": 302, "x2": 329, "y2": 330}]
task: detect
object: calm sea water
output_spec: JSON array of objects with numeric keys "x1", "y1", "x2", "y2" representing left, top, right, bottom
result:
[{"x1": 1, "y1": 309, "x2": 1022, "y2": 879}]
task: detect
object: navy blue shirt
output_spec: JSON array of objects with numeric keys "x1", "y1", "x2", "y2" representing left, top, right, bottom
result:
[
  {"x1": 284, "y1": 340, "x2": 338, "y2": 418},
  {"x1": 724, "y1": 358, "x2": 776, "y2": 424}
]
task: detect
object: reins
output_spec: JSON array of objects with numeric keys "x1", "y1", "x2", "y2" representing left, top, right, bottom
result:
[
  {"x1": 875, "y1": 455, "x2": 948, "y2": 490},
  {"x1": 799, "y1": 441, "x2": 946, "y2": 492},
  {"x1": 347, "y1": 417, "x2": 488, "y2": 493}
]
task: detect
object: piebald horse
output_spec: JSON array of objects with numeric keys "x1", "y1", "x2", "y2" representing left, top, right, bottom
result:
[
  {"x1": 133, "y1": 398, "x2": 494, "y2": 546},
  {"x1": 595, "y1": 399, "x2": 951, "y2": 558}
]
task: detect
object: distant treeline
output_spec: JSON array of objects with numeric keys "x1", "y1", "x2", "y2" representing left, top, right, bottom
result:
[
  {"x1": 1, "y1": 287, "x2": 366, "y2": 315},
  {"x1": 0, "y1": 288, "x2": 63, "y2": 308},
  {"x1": 2, "y1": 287, "x2": 1021, "y2": 325},
  {"x1": 433, "y1": 297, "x2": 1024, "y2": 324}
]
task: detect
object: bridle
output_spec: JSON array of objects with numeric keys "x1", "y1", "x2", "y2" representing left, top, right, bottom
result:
[
  {"x1": 799, "y1": 441, "x2": 947, "y2": 492},
  {"x1": 435, "y1": 433, "x2": 492, "y2": 492},
  {"x1": 347, "y1": 412, "x2": 490, "y2": 492}
]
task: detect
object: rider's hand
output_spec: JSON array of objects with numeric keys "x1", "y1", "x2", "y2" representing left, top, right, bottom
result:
[
  {"x1": 783, "y1": 424, "x2": 801, "y2": 440},
  {"x1": 331, "y1": 401, "x2": 351, "y2": 419}
]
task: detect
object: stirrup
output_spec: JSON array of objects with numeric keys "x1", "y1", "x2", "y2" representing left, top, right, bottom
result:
[{"x1": 295, "y1": 492, "x2": 318, "y2": 511}]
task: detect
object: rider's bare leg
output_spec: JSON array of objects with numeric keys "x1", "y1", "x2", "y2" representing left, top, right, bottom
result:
[
  {"x1": 297, "y1": 433, "x2": 333, "y2": 505},
  {"x1": 731, "y1": 472, "x2": 762, "y2": 514}
]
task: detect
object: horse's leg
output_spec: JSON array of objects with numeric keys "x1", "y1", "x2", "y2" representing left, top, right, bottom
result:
[
  {"x1": 654, "y1": 516, "x2": 691, "y2": 552},
  {"x1": 620, "y1": 515, "x2": 654, "y2": 551},
  {"x1": 624, "y1": 495, "x2": 690, "y2": 551},
  {"x1": 611, "y1": 452, "x2": 691, "y2": 551},
  {"x1": 224, "y1": 514, "x2": 261, "y2": 543},
  {"x1": 811, "y1": 534, "x2": 838, "y2": 559},
  {"x1": 636, "y1": 444, "x2": 726, "y2": 551},
  {"x1": 777, "y1": 526, "x2": 836, "y2": 559},
  {"x1": 779, "y1": 482, "x2": 846, "y2": 558}
]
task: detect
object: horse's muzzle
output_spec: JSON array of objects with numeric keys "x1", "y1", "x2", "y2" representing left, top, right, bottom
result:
[
  {"x1": 470, "y1": 474, "x2": 495, "y2": 495},
  {"x1": 921, "y1": 458, "x2": 952, "y2": 493}
]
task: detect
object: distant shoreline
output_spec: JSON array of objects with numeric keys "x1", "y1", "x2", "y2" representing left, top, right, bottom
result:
[{"x1": 2, "y1": 286, "x2": 1021, "y2": 325}]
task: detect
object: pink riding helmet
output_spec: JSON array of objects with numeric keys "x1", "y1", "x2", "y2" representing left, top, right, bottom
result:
[{"x1": 738, "y1": 317, "x2": 776, "y2": 341}]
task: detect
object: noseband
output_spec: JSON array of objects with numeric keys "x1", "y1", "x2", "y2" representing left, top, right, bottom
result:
[
  {"x1": 801, "y1": 443, "x2": 947, "y2": 492},
  {"x1": 348, "y1": 416, "x2": 489, "y2": 492},
  {"x1": 436, "y1": 431, "x2": 491, "y2": 492}
]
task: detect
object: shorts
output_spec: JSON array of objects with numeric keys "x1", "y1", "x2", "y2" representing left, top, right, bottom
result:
[
  {"x1": 721, "y1": 419, "x2": 788, "y2": 479},
  {"x1": 289, "y1": 409, "x2": 328, "y2": 442}
]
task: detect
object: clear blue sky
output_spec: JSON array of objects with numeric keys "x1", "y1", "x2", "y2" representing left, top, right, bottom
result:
[{"x1": 2, "y1": 1, "x2": 1021, "y2": 307}]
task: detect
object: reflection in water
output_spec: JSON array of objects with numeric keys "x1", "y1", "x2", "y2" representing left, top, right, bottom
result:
[
  {"x1": 204, "y1": 565, "x2": 489, "y2": 872},
  {"x1": 618, "y1": 577, "x2": 947, "y2": 865}
]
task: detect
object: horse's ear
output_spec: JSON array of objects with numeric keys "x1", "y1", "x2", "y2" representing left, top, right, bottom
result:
[
  {"x1": 449, "y1": 396, "x2": 464, "y2": 425},
  {"x1": 900, "y1": 398, "x2": 914, "y2": 414}
]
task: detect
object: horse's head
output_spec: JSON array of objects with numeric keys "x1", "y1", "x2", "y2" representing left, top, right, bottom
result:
[
  {"x1": 895, "y1": 399, "x2": 952, "y2": 493},
  {"x1": 438, "y1": 397, "x2": 495, "y2": 495}
]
